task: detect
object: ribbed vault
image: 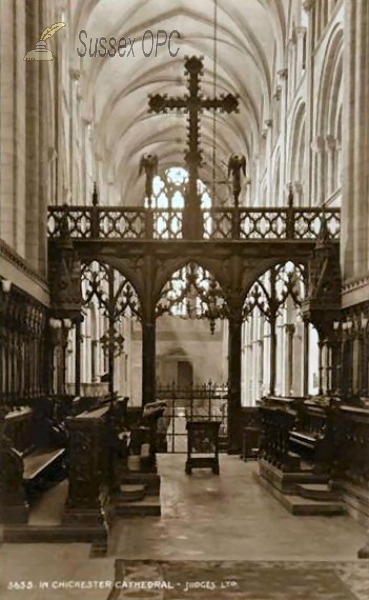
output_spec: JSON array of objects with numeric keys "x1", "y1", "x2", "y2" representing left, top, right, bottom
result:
[{"x1": 70, "y1": 0, "x2": 288, "y2": 204}]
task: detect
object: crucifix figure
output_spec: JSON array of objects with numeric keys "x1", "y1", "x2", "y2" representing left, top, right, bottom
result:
[
  {"x1": 228, "y1": 153, "x2": 247, "y2": 207},
  {"x1": 148, "y1": 56, "x2": 239, "y2": 238}
]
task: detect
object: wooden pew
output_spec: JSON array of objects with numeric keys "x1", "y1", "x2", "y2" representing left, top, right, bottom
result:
[
  {"x1": 0, "y1": 405, "x2": 67, "y2": 523},
  {"x1": 290, "y1": 401, "x2": 325, "y2": 448},
  {"x1": 288, "y1": 398, "x2": 336, "y2": 469},
  {"x1": 259, "y1": 397, "x2": 300, "y2": 472},
  {"x1": 259, "y1": 396, "x2": 336, "y2": 472}
]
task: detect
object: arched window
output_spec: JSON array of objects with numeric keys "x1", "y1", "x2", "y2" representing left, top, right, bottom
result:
[{"x1": 145, "y1": 167, "x2": 212, "y2": 238}]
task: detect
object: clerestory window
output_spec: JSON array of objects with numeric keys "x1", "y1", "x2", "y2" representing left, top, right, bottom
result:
[{"x1": 144, "y1": 167, "x2": 212, "y2": 238}]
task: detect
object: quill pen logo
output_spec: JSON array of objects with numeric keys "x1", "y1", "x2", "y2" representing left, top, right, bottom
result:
[{"x1": 24, "y1": 22, "x2": 66, "y2": 61}]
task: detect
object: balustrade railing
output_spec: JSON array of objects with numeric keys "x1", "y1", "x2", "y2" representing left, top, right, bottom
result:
[{"x1": 48, "y1": 205, "x2": 340, "y2": 241}]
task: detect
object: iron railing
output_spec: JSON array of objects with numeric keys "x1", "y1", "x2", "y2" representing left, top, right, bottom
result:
[{"x1": 156, "y1": 381, "x2": 228, "y2": 453}]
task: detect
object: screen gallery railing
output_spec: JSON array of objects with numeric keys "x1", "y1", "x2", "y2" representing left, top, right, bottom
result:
[{"x1": 47, "y1": 205, "x2": 340, "y2": 241}]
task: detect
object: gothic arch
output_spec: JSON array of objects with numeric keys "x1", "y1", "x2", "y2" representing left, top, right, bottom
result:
[
  {"x1": 156, "y1": 257, "x2": 226, "y2": 307},
  {"x1": 81, "y1": 259, "x2": 143, "y2": 319},
  {"x1": 155, "y1": 259, "x2": 227, "y2": 328},
  {"x1": 241, "y1": 257, "x2": 308, "y2": 304},
  {"x1": 315, "y1": 25, "x2": 343, "y2": 201}
]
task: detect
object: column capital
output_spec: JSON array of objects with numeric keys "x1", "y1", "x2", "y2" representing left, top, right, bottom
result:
[
  {"x1": 303, "y1": 0, "x2": 315, "y2": 12},
  {"x1": 69, "y1": 68, "x2": 81, "y2": 82},
  {"x1": 311, "y1": 136, "x2": 325, "y2": 153},
  {"x1": 295, "y1": 26, "x2": 307, "y2": 38},
  {"x1": 277, "y1": 68, "x2": 288, "y2": 80},
  {"x1": 273, "y1": 85, "x2": 282, "y2": 101},
  {"x1": 325, "y1": 134, "x2": 336, "y2": 151},
  {"x1": 293, "y1": 181, "x2": 304, "y2": 196}
]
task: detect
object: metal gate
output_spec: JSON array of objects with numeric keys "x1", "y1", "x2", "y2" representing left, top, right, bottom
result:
[{"x1": 156, "y1": 382, "x2": 228, "y2": 453}]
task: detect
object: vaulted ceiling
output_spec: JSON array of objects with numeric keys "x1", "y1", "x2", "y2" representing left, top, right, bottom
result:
[{"x1": 70, "y1": 0, "x2": 289, "y2": 203}]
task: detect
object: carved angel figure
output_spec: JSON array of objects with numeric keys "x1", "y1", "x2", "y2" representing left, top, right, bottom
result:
[
  {"x1": 228, "y1": 153, "x2": 246, "y2": 207},
  {"x1": 139, "y1": 153, "x2": 158, "y2": 203}
]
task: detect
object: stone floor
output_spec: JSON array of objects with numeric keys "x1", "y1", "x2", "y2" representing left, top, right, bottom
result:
[{"x1": 0, "y1": 455, "x2": 367, "y2": 600}]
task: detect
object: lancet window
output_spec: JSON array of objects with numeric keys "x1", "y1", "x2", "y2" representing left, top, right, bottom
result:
[{"x1": 145, "y1": 167, "x2": 212, "y2": 238}]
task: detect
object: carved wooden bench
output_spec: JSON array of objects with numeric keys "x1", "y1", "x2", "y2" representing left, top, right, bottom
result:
[
  {"x1": 0, "y1": 406, "x2": 67, "y2": 523},
  {"x1": 260, "y1": 396, "x2": 335, "y2": 471},
  {"x1": 288, "y1": 399, "x2": 333, "y2": 468},
  {"x1": 23, "y1": 447, "x2": 66, "y2": 487}
]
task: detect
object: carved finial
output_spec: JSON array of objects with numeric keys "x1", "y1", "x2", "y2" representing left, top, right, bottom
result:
[{"x1": 92, "y1": 182, "x2": 99, "y2": 206}]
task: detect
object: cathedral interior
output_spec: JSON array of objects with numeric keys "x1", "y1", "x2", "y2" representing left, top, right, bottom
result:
[{"x1": 1, "y1": 0, "x2": 369, "y2": 598}]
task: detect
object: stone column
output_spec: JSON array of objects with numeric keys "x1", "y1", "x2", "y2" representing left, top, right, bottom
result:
[
  {"x1": 325, "y1": 135, "x2": 336, "y2": 197},
  {"x1": 91, "y1": 340, "x2": 98, "y2": 383},
  {"x1": 0, "y1": 0, "x2": 26, "y2": 255},
  {"x1": 341, "y1": 322, "x2": 354, "y2": 396},
  {"x1": 318, "y1": 339, "x2": 324, "y2": 395},
  {"x1": 341, "y1": 0, "x2": 369, "y2": 281},
  {"x1": 285, "y1": 323, "x2": 296, "y2": 394},
  {"x1": 311, "y1": 136, "x2": 326, "y2": 205},
  {"x1": 25, "y1": 0, "x2": 40, "y2": 270},
  {"x1": 303, "y1": 0, "x2": 316, "y2": 205},
  {"x1": 296, "y1": 26, "x2": 307, "y2": 74},
  {"x1": 277, "y1": 68, "x2": 288, "y2": 206},
  {"x1": 303, "y1": 321, "x2": 310, "y2": 395},
  {"x1": 257, "y1": 339, "x2": 264, "y2": 401},
  {"x1": 269, "y1": 315, "x2": 277, "y2": 395},
  {"x1": 327, "y1": 321, "x2": 340, "y2": 395}
]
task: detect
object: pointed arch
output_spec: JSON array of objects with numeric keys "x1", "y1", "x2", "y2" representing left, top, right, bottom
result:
[{"x1": 315, "y1": 24, "x2": 343, "y2": 203}]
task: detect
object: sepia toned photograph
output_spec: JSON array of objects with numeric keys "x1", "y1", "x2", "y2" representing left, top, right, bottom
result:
[{"x1": 0, "y1": 1, "x2": 368, "y2": 598}]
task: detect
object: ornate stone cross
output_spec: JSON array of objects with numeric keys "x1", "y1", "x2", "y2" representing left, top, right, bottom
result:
[{"x1": 148, "y1": 56, "x2": 239, "y2": 238}]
